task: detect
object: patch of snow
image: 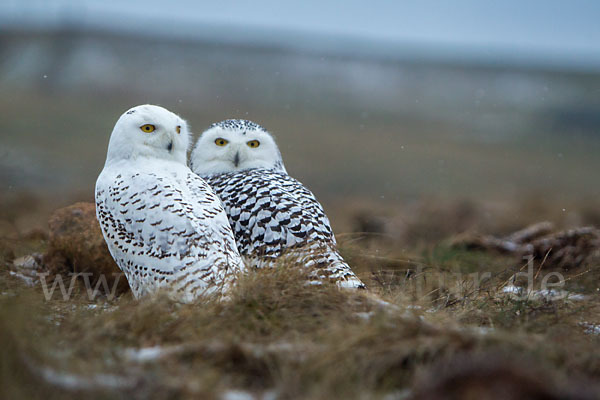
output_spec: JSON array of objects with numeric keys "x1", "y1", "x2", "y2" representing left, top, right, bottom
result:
[
  {"x1": 262, "y1": 390, "x2": 278, "y2": 400},
  {"x1": 382, "y1": 389, "x2": 412, "y2": 400},
  {"x1": 221, "y1": 390, "x2": 256, "y2": 400},
  {"x1": 9, "y1": 270, "x2": 36, "y2": 286},
  {"x1": 125, "y1": 341, "x2": 319, "y2": 366},
  {"x1": 354, "y1": 311, "x2": 374, "y2": 320},
  {"x1": 38, "y1": 367, "x2": 134, "y2": 390},
  {"x1": 501, "y1": 285, "x2": 586, "y2": 301},
  {"x1": 221, "y1": 389, "x2": 278, "y2": 400},
  {"x1": 24, "y1": 356, "x2": 136, "y2": 391},
  {"x1": 561, "y1": 292, "x2": 586, "y2": 301},
  {"x1": 124, "y1": 345, "x2": 183, "y2": 362},
  {"x1": 579, "y1": 322, "x2": 600, "y2": 335},
  {"x1": 534, "y1": 289, "x2": 586, "y2": 301},
  {"x1": 305, "y1": 280, "x2": 323, "y2": 286},
  {"x1": 502, "y1": 285, "x2": 523, "y2": 295},
  {"x1": 473, "y1": 326, "x2": 495, "y2": 335}
]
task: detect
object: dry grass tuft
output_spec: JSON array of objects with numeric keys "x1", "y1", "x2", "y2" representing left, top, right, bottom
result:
[{"x1": 43, "y1": 202, "x2": 128, "y2": 294}]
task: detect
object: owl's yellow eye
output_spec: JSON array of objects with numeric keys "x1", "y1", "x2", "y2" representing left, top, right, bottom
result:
[
  {"x1": 140, "y1": 124, "x2": 155, "y2": 133},
  {"x1": 215, "y1": 138, "x2": 229, "y2": 146},
  {"x1": 247, "y1": 140, "x2": 260, "y2": 148},
  {"x1": 176, "y1": 126, "x2": 181, "y2": 134}
]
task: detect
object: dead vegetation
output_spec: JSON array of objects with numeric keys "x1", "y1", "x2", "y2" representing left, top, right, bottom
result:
[
  {"x1": 451, "y1": 222, "x2": 600, "y2": 271},
  {"x1": 43, "y1": 202, "x2": 128, "y2": 294},
  {"x1": 1, "y1": 198, "x2": 600, "y2": 399}
]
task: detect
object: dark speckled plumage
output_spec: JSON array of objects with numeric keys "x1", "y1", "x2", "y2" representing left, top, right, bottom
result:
[
  {"x1": 203, "y1": 168, "x2": 366, "y2": 288},
  {"x1": 210, "y1": 119, "x2": 265, "y2": 132}
]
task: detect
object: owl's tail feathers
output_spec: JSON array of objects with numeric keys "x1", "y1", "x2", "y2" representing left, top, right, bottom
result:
[
  {"x1": 337, "y1": 276, "x2": 366, "y2": 289},
  {"x1": 329, "y1": 259, "x2": 366, "y2": 290},
  {"x1": 301, "y1": 246, "x2": 367, "y2": 290},
  {"x1": 310, "y1": 249, "x2": 408, "y2": 312}
]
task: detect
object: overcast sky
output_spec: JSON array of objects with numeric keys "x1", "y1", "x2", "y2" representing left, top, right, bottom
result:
[{"x1": 1, "y1": 0, "x2": 599, "y2": 68}]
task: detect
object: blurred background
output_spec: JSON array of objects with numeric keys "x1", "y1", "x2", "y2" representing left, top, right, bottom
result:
[{"x1": 1, "y1": 0, "x2": 599, "y2": 235}]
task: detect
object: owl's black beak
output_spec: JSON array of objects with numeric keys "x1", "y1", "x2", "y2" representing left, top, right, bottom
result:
[
  {"x1": 167, "y1": 141, "x2": 173, "y2": 152},
  {"x1": 233, "y1": 151, "x2": 240, "y2": 167}
]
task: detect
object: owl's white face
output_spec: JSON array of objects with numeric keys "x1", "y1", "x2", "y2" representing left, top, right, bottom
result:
[
  {"x1": 105, "y1": 104, "x2": 189, "y2": 165},
  {"x1": 190, "y1": 119, "x2": 286, "y2": 176}
]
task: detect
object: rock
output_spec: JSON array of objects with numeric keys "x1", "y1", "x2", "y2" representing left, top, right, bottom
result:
[
  {"x1": 13, "y1": 253, "x2": 42, "y2": 271},
  {"x1": 43, "y1": 202, "x2": 129, "y2": 295},
  {"x1": 9, "y1": 253, "x2": 43, "y2": 286}
]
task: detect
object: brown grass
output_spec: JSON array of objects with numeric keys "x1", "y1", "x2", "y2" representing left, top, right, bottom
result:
[{"x1": 1, "y1": 197, "x2": 600, "y2": 399}]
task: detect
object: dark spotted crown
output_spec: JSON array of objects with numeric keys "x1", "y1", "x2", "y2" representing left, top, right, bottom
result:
[{"x1": 210, "y1": 119, "x2": 266, "y2": 132}]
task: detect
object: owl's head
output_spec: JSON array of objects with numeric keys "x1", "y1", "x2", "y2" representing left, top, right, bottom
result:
[
  {"x1": 190, "y1": 119, "x2": 286, "y2": 176},
  {"x1": 105, "y1": 104, "x2": 190, "y2": 165}
]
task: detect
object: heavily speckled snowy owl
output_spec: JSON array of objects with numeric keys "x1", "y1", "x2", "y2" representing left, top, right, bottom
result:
[
  {"x1": 190, "y1": 119, "x2": 365, "y2": 289},
  {"x1": 95, "y1": 105, "x2": 245, "y2": 301}
]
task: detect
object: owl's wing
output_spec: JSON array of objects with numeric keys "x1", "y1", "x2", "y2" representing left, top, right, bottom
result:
[
  {"x1": 205, "y1": 169, "x2": 364, "y2": 288},
  {"x1": 280, "y1": 174, "x2": 338, "y2": 245},
  {"x1": 95, "y1": 170, "x2": 243, "y2": 300},
  {"x1": 261, "y1": 174, "x2": 364, "y2": 288},
  {"x1": 263, "y1": 173, "x2": 335, "y2": 249},
  {"x1": 207, "y1": 170, "x2": 336, "y2": 257}
]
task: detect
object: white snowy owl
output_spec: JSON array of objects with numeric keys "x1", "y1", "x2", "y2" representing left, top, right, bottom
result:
[
  {"x1": 189, "y1": 119, "x2": 365, "y2": 289},
  {"x1": 95, "y1": 105, "x2": 245, "y2": 302}
]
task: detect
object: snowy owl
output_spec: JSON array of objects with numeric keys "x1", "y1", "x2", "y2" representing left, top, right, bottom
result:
[
  {"x1": 95, "y1": 105, "x2": 245, "y2": 301},
  {"x1": 189, "y1": 119, "x2": 365, "y2": 289}
]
